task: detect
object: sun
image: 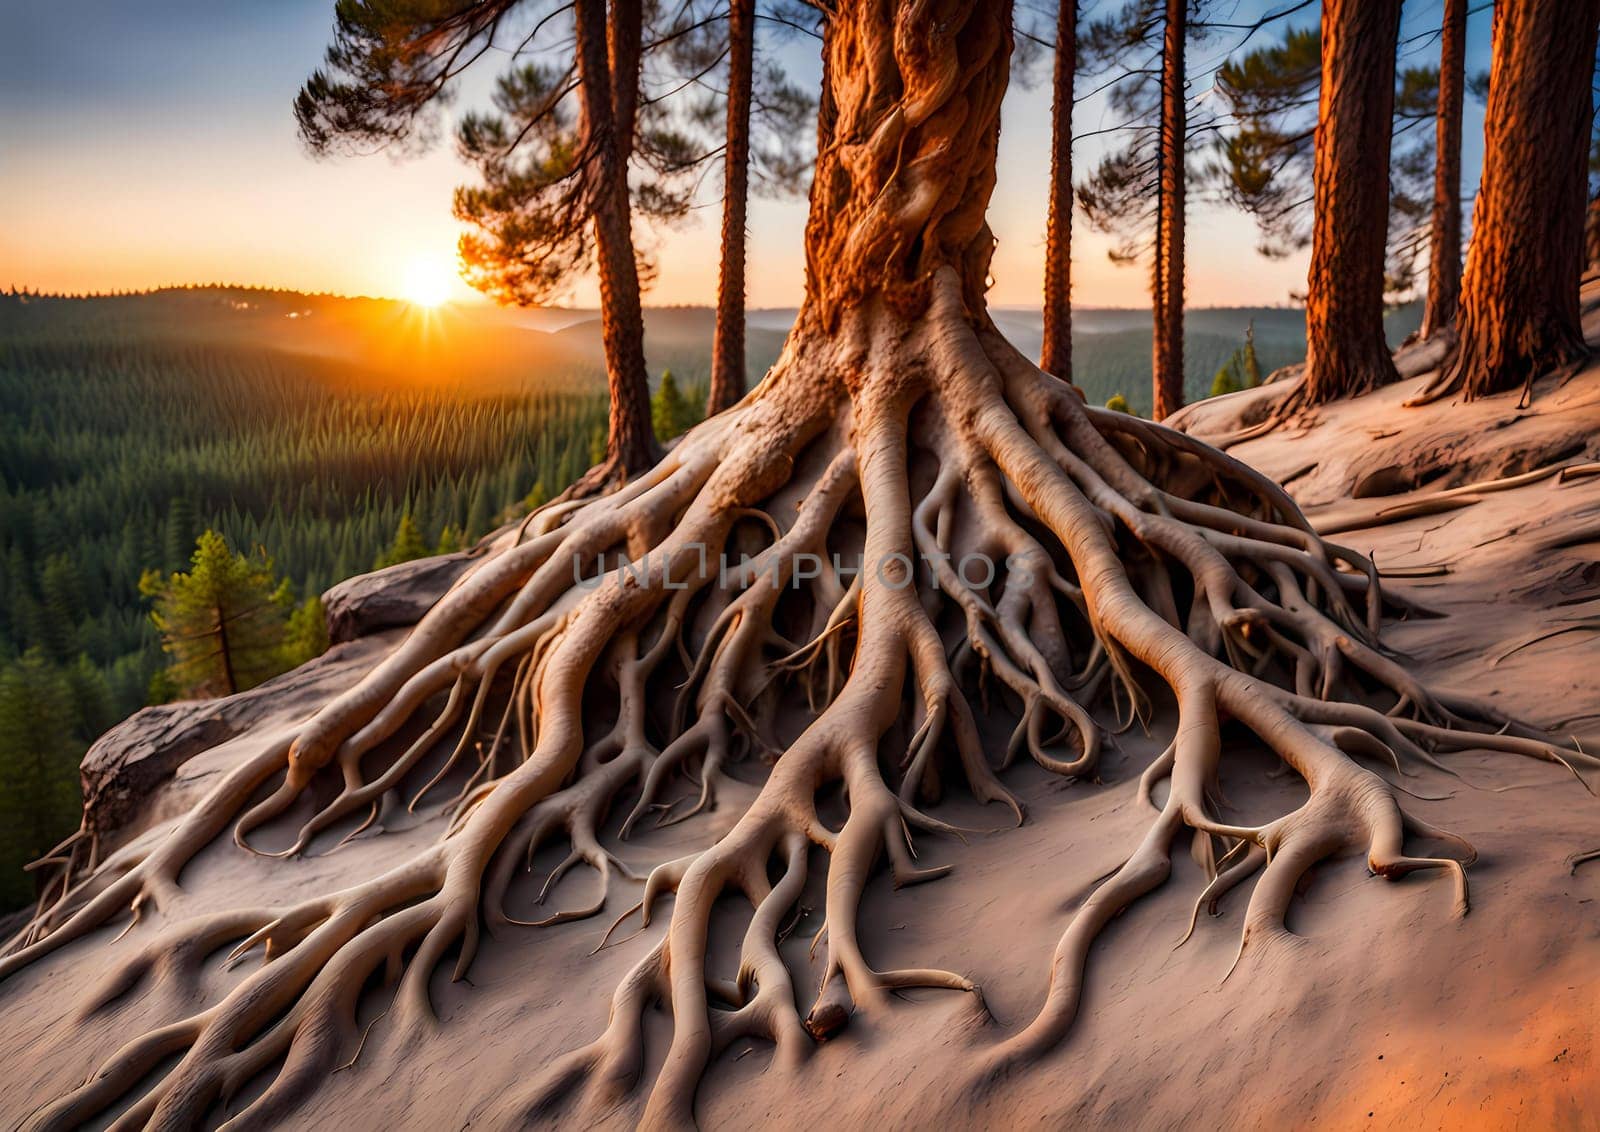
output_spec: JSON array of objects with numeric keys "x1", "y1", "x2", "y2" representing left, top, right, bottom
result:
[{"x1": 400, "y1": 254, "x2": 456, "y2": 308}]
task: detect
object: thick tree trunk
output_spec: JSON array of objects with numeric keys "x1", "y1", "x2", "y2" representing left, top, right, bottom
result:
[
  {"x1": 709, "y1": 0, "x2": 756, "y2": 415},
  {"x1": 1151, "y1": 0, "x2": 1186, "y2": 421},
  {"x1": 801, "y1": 0, "x2": 1007, "y2": 324},
  {"x1": 1420, "y1": 0, "x2": 1465, "y2": 339},
  {"x1": 577, "y1": 0, "x2": 657, "y2": 478},
  {"x1": 1039, "y1": 0, "x2": 1076, "y2": 380},
  {"x1": 1301, "y1": 0, "x2": 1402, "y2": 405},
  {"x1": 1420, "y1": 0, "x2": 1600, "y2": 402}
]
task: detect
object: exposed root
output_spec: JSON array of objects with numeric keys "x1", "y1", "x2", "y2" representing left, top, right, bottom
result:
[
  {"x1": 1569, "y1": 847, "x2": 1600, "y2": 874},
  {"x1": 4, "y1": 273, "x2": 1594, "y2": 1131},
  {"x1": 1313, "y1": 459, "x2": 1588, "y2": 536}
]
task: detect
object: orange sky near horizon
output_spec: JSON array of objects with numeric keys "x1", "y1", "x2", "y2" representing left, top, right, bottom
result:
[{"x1": 0, "y1": 109, "x2": 1314, "y2": 312}]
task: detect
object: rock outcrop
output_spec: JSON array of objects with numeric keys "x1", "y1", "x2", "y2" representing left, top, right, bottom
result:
[
  {"x1": 79, "y1": 550, "x2": 479, "y2": 853},
  {"x1": 323, "y1": 549, "x2": 480, "y2": 644}
]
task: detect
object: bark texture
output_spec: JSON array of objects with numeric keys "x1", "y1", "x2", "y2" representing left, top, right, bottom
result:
[
  {"x1": 580, "y1": 0, "x2": 658, "y2": 480},
  {"x1": 709, "y1": 0, "x2": 757, "y2": 415},
  {"x1": 1420, "y1": 0, "x2": 1466, "y2": 339},
  {"x1": 3, "y1": 3, "x2": 1591, "y2": 1130},
  {"x1": 1415, "y1": 0, "x2": 1600, "y2": 403},
  {"x1": 803, "y1": 0, "x2": 1007, "y2": 323},
  {"x1": 1040, "y1": 0, "x2": 1077, "y2": 380},
  {"x1": 1300, "y1": 0, "x2": 1403, "y2": 405},
  {"x1": 1151, "y1": 0, "x2": 1186, "y2": 420},
  {"x1": 1588, "y1": 196, "x2": 1600, "y2": 271}
]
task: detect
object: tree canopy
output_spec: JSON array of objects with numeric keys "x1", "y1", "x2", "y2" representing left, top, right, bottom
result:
[{"x1": 140, "y1": 531, "x2": 301, "y2": 700}]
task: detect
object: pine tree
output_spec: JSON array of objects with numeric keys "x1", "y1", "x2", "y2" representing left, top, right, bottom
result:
[
  {"x1": 436, "y1": 522, "x2": 466, "y2": 554},
  {"x1": 0, "y1": 650, "x2": 82, "y2": 910},
  {"x1": 282, "y1": 596, "x2": 329, "y2": 669},
  {"x1": 33, "y1": 553, "x2": 81, "y2": 661},
  {"x1": 1242, "y1": 321, "x2": 1262, "y2": 387},
  {"x1": 1208, "y1": 322, "x2": 1262, "y2": 398},
  {"x1": 1414, "y1": 0, "x2": 1600, "y2": 402},
  {"x1": 1301, "y1": 0, "x2": 1403, "y2": 404},
  {"x1": 164, "y1": 496, "x2": 197, "y2": 572},
  {"x1": 1039, "y1": 0, "x2": 1078, "y2": 381},
  {"x1": 374, "y1": 513, "x2": 431, "y2": 570},
  {"x1": 1211, "y1": 13, "x2": 1484, "y2": 316},
  {"x1": 1419, "y1": 0, "x2": 1466, "y2": 337},
  {"x1": 1074, "y1": 0, "x2": 1190, "y2": 419},
  {"x1": 297, "y1": 0, "x2": 669, "y2": 483},
  {"x1": 652, "y1": 369, "x2": 694, "y2": 441},
  {"x1": 139, "y1": 531, "x2": 294, "y2": 699},
  {"x1": 62, "y1": 653, "x2": 115, "y2": 740},
  {"x1": 676, "y1": 0, "x2": 816, "y2": 415},
  {"x1": 464, "y1": 479, "x2": 494, "y2": 542}
]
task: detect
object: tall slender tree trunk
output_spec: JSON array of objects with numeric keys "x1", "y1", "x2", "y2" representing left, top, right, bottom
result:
[
  {"x1": 1040, "y1": 0, "x2": 1076, "y2": 380},
  {"x1": 1151, "y1": 0, "x2": 1186, "y2": 421},
  {"x1": 608, "y1": 0, "x2": 641, "y2": 160},
  {"x1": 1587, "y1": 195, "x2": 1600, "y2": 271},
  {"x1": 1418, "y1": 0, "x2": 1600, "y2": 402},
  {"x1": 577, "y1": 0, "x2": 657, "y2": 478},
  {"x1": 1301, "y1": 0, "x2": 1402, "y2": 405},
  {"x1": 709, "y1": 0, "x2": 756, "y2": 415},
  {"x1": 1421, "y1": 0, "x2": 1466, "y2": 339}
]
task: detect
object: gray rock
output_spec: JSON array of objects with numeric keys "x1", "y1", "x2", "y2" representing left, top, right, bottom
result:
[
  {"x1": 78, "y1": 548, "x2": 485, "y2": 852},
  {"x1": 79, "y1": 636, "x2": 384, "y2": 848},
  {"x1": 323, "y1": 550, "x2": 481, "y2": 644}
]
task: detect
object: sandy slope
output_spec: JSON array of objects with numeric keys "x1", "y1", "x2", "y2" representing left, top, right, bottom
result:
[{"x1": 3, "y1": 337, "x2": 1600, "y2": 1130}]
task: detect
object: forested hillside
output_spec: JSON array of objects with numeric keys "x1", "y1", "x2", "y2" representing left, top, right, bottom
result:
[
  {"x1": 0, "y1": 285, "x2": 1404, "y2": 910},
  {"x1": 0, "y1": 294, "x2": 623, "y2": 908},
  {"x1": 990, "y1": 302, "x2": 1424, "y2": 410}
]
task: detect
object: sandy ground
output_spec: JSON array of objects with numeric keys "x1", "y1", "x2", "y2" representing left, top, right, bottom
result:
[{"x1": 3, "y1": 333, "x2": 1600, "y2": 1131}]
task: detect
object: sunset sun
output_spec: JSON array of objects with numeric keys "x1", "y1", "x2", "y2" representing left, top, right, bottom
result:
[{"x1": 400, "y1": 254, "x2": 455, "y2": 307}]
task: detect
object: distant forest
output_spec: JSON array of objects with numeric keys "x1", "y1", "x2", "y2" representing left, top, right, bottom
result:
[
  {"x1": 0, "y1": 291, "x2": 622, "y2": 907},
  {"x1": 0, "y1": 285, "x2": 1420, "y2": 908}
]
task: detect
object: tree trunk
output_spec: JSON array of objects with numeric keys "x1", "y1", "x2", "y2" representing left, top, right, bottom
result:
[
  {"x1": 214, "y1": 606, "x2": 236, "y2": 698},
  {"x1": 801, "y1": 0, "x2": 1008, "y2": 323},
  {"x1": 1420, "y1": 0, "x2": 1466, "y2": 339},
  {"x1": 577, "y1": 0, "x2": 657, "y2": 478},
  {"x1": 608, "y1": 0, "x2": 640, "y2": 161},
  {"x1": 709, "y1": 0, "x2": 756, "y2": 415},
  {"x1": 1151, "y1": 0, "x2": 1186, "y2": 421},
  {"x1": 1587, "y1": 195, "x2": 1600, "y2": 271},
  {"x1": 1039, "y1": 0, "x2": 1076, "y2": 380},
  {"x1": 1301, "y1": 0, "x2": 1402, "y2": 405},
  {"x1": 1419, "y1": 0, "x2": 1600, "y2": 402}
]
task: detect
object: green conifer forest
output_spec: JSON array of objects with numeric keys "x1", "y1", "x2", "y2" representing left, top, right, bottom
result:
[{"x1": 0, "y1": 299, "x2": 617, "y2": 908}]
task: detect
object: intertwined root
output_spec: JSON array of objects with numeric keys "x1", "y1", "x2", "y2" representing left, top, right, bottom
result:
[{"x1": 5, "y1": 274, "x2": 1595, "y2": 1131}]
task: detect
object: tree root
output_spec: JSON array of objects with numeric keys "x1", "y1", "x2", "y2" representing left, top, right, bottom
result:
[
  {"x1": 1313, "y1": 458, "x2": 1589, "y2": 536},
  {"x1": 4, "y1": 272, "x2": 1595, "y2": 1131}
]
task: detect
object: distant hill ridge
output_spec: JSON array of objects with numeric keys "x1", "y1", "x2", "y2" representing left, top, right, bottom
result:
[{"x1": 0, "y1": 287, "x2": 1422, "y2": 414}]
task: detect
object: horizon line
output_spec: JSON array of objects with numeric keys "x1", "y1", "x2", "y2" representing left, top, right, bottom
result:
[{"x1": 4, "y1": 281, "x2": 1313, "y2": 315}]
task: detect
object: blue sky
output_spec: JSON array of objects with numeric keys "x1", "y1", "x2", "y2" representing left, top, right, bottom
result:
[{"x1": 0, "y1": 0, "x2": 1492, "y2": 309}]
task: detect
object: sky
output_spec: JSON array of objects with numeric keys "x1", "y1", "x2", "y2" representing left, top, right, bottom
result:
[{"x1": 0, "y1": 1, "x2": 1492, "y2": 311}]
